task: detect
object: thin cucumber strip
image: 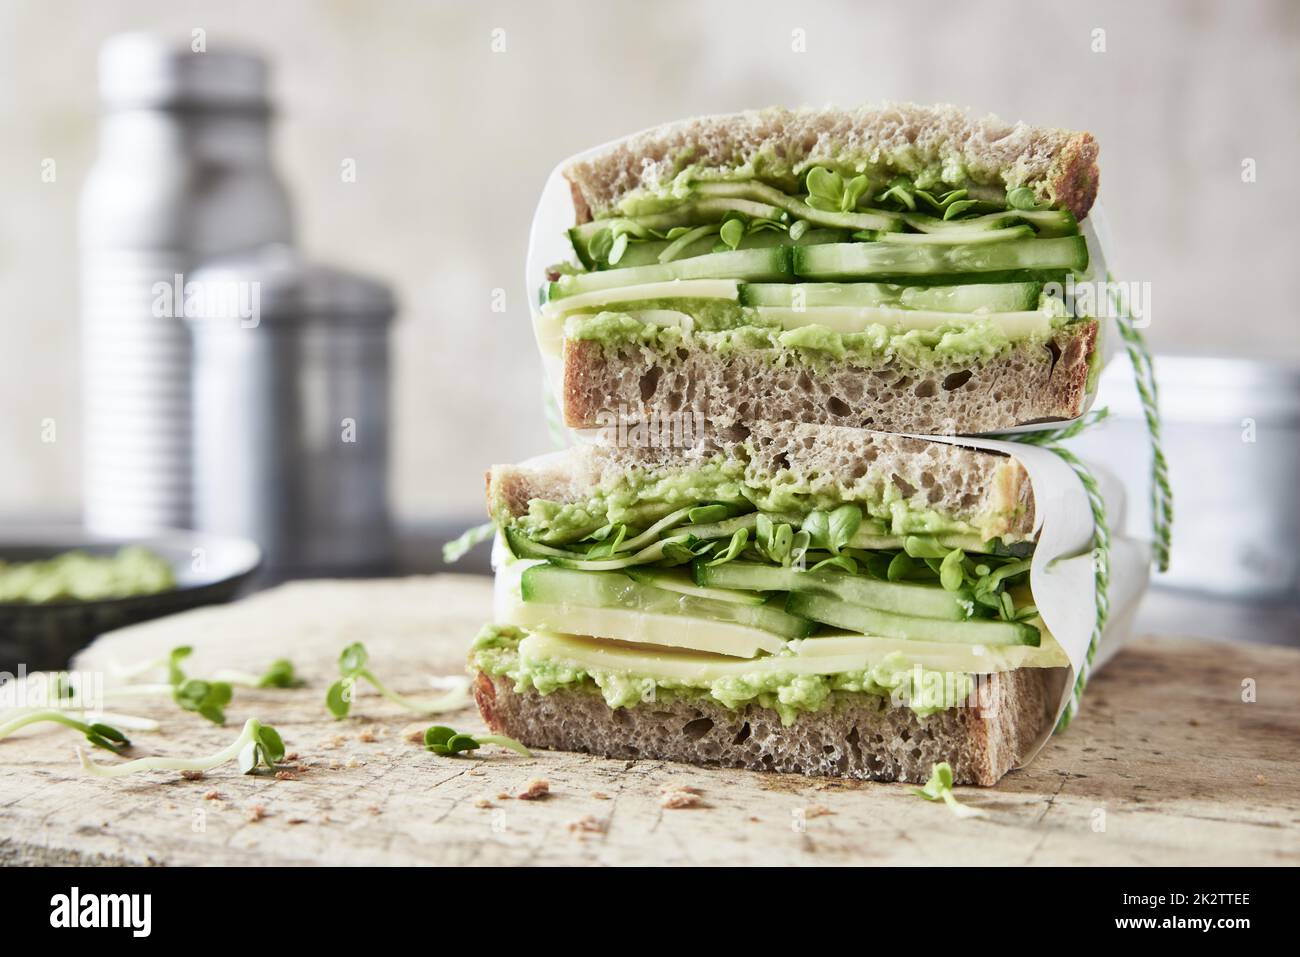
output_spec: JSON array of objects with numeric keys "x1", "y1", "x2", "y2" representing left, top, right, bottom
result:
[
  {"x1": 606, "y1": 505, "x2": 697, "y2": 555},
  {"x1": 792, "y1": 237, "x2": 1088, "y2": 280},
  {"x1": 550, "y1": 248, "x2": 792, "y2": 299},
  {"x1": 540, "y1": 279, "x2": 739, "y2": 316},
  {"x1": 902, "y1": 209, "x2": 1079, "y2": 238},
  {"x1": 689, "y1": 180, "x2": 904, "y2": 232},
  {"x1": 786, "y1": 592, "x2": 1040, "y2": 646},
  {"x1": 624, "y1": 567, "x2": 767, "y2": 606},
  {"x1": 854, "y1": 225, "x2": 1034, "y2": 245},
  {"x1": 542, "y1": 534, "x2": 692, "y2": 571}
]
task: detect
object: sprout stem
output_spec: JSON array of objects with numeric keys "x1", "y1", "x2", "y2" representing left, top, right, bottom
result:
[{"x1": 78, "y1": 718, "x2": 259, "y2": 778}]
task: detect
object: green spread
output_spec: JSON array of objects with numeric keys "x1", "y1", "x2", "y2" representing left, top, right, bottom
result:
[
  {"x1": 471, "y1": 625, "x2": 974, "y2": 725},
  {"x1": 0, "y1": 546, "x2": 176, "y2": 604}
]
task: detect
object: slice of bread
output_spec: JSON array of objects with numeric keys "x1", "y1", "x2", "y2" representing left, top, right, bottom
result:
[
  {"x1": 563, "y1": 320, "x2": 1097, "y2": 437},
  {"x1": 473, "y1": 667, "x2": 1057, "y2": 786},
  {"x1": 486, "y1": 419, "x2": 1035, "y2": 541},
  {"x1": 564, "y1": 104, "x2": 1100, "y2": 221}
]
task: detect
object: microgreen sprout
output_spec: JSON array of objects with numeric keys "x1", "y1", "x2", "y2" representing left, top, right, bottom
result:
[
  {"x1": 0, "y1": 709, "x2": 130, "y2": 754},
  {"x1": 77, "y1": 718, "x2": 283, "y2": 778},
  {"x1": 442, "y1": 521, "x2": 495, "y2": 563},
  {"x1": 326, "y1": 643, "x2": 470, "y2": 719},
  {"x1": 912, "y1": 762, "x2": 984, "y2": 818},
  {"x1": 423, "y1": 725, "x2": 531, "y2": 758}
]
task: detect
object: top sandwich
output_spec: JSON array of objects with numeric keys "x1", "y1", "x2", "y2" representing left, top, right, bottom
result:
[{"x1": 536, "y1": 104, "x2": 1103, "y2": 436}]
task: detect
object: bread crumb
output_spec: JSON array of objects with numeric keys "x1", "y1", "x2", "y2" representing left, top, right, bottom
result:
[
  {"x1": 327, "y1": 734, "x2": 347, "y2": 749},
  {"x1": 1255, "y1": 774, "x2": 1268, "y2": 786},
  {"x1": 749, "y1": 816, "x2": 761, "y2": 823},
  {"x1": 801, "y1": 804, "x2": 835, "y2": 819},
  {"x1": 591, "y1": 791, "x2": 611, "y2": 800},
  {"x1": 318, "y1": 813, "x2": 332, "y2": 824},
  {"x1": 496, "y1": 792, "x2": 512, "y2": 801},
  {"x1": 660, "y1": 790, "x2": 707, "y2": 809},
  {"x1": 346, "y1": 759, "x2": 364, "y2": 769},
  {"x1": 203, "y1": 790, "x2": 223, "y2": 801},
  {"x1": 366, "y1": 804, "x2": 381, "y2": 815},
  {"x1": 284, "y1": 752, "x2": 299, "y2": 762},
  {"x1": 467, "y1": 768, "x2": 486, "y2": 776},
  {"x1": 274, "y1": 770, "x2": 298, "y2": 781},
  {"x1": 287, "y1": 816, "x2": 309, "y2": 825},
  {"x1": 403, "y1": 725, "x2": 427, "y2": 743},
  {"x1": 246, "y1": 805, "x2": 267, "y2": 822},
  {"x1": 474, "y1": 798, "x2": 494, "y2": 809},
  {"x1": 516, "y1": 778, "x2": 550, "y2": 800},
  {"x1": 180, "y1": 770, "x2": 204, "y2": 781},
  {"x1": 567, "y1": 814, "x2": 605, "y2": 834}
]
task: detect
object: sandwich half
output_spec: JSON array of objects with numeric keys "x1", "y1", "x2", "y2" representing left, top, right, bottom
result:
[
  {"x1": 472, "y1": 421, "x2": 1067, "y2": 785},
  {"x1": 536, "y1": 104, "x2": 1103, "y2": 436}
]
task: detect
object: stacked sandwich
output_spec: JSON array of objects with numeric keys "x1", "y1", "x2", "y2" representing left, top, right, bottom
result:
[{"x1": 470, "y1": 105, "x2": 1122, "y2": 786}]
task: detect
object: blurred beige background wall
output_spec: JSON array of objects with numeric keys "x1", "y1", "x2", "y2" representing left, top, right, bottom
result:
[{"x1": 2, "y1": 0, "x2": 1296, "y2": 522}]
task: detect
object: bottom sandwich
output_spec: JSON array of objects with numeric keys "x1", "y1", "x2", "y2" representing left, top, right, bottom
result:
[{"x1": 473, "y1": 421, "x2": 1071, "y2": 786}]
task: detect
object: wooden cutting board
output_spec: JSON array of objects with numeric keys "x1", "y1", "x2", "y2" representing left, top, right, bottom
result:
[{"x1": 0, "y1": 575, "x2": 1296, "y2": 866}]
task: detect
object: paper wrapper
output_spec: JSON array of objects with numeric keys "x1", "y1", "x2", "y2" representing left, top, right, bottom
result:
[{"x1": 524, "y1": 130, "x2": 1119, "y2": 441}]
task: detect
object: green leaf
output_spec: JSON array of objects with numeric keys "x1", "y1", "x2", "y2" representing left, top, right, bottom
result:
[
  {"x1": 876, "y1": 179, "x2": 916, "y2": 211},
  {"x1": 256, "y1": 725, "x2": 285, "y2": 765},
  {"x1": 913, "y1": 761, "x2": 955, "y2": 801},
  {"x1": 841, "y1": 175, "x2": 869, "y2": 212},
  {"x1": 801, "y1": 511, "x2": 830, "y2": 551},
  {"x1": 942, "y1": 199, "x2": 980, "y2": 220},
  {"x1": 607, "y1": 232, "x2": 629, "y2": 265},
  {"x1": 446, "y1": 734, "x2": 482, "y2": 755},
  {"x1": 705, "y1": 528, "x2": 749, "y2": 567},
  {"x1": 1006, "y1": 186, "x2": 1048, "y2": 211},
  {"x1": 810, "y1": 554, "x2": 857, "y2": 574},
  {"x1": 338, "y1": 642, "x2": 368, "y2": 676},
  {"x1": 424, "y1": 725, "x2": 456, "y2": 749},
  {"x1": 805, "y1": 167, "x2": 843, "y2": 209},
  {"x1": 939, "y1": 549, "x2": 966, "y2": 592},
  {"x1": 257, "y1": 658, "x2": 302, "y2": 689},
  {"x1": 85, "y1": 723, "x2": 130, "y2": 754},
  {"x1": 174, "y1": 679, "x2": 233, "y2": 726},
  {"x1": 887, "y1": 552, "x2": 914, "y2": 582},
  {"x1": 442, "y1": 521, "x2": 495, "y2": 563},
  {"x1": 589, "y1": 229, "x2": 613, "y2": 263},
  {"x1": 238, "y1": 740, "x2": 259, "y2": 775},
  {"x1": 719, "y1": 217, "x2": 745, "y2": 250},
  {"x1": 827, "y1": 504, "x2": 862, "y2": 553},
  {"x1": 687, "y1": 503, "x2": 730, "y2": 524},
  {"x1": 326, "y1": 679, "x2": 352, "y2": 719},
  {"x1": 903, "y1": 536, "x2": 949, "y2": 559},
  {"x1": 585, "y1": 524, "x2": 627, "y2": 559},
  {"x1": 167, "y1": 646, "x2": 193, "y2": 686}
]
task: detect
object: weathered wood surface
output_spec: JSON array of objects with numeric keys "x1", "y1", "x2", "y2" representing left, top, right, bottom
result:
[{"x1": 0, "y1": 575, "x2": 1296, "y2": 866}]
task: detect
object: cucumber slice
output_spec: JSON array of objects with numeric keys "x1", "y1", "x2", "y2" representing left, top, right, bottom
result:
[
  {"x1": 540, "y1": 280, "x2": 739, "y2": 317},
  {"x1": 625, "y1": 567, "x2": 767, "y2": 605},
  {"x1": 755, "y1": 306, "x2": 1051, "y2": 338},
  {"x1": 504, "y1": 527, "x2": 584, "y2": 560},
  {"x1": 853, "y1": 225, "x2": 1034, "y2": 245},
  {"x1": 792, "y1": 237, "x2": 1088, "y2": 280},
  {"x1": 521, "y1": 566, "x2": 815, "y2": 640},
  {"x1": 786, "y1": 592, "x2": 1040, "y2": 646},
  {"x1": 688, "y1": 181, "x2": 905, "y2": 233},
  {"x1": 550, "y1": 248, "x2": 793, "y2": 299},
  {"x1": 573, "y1": 228, "x2": 845, "y2": 272},
  {"x1": 694, "y1": 561, "x2": 968, "y2": 621},
  {"x1": 902, "y1": 209, "x2": 1079, "y2": 238},
  {"x1": 739, "y1": 281, "x2": 1041, "y2": 313}
]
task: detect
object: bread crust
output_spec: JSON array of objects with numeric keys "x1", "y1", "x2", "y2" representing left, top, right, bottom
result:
[
  {"x1": 563, "y1": 321, "x2": 1098, "y2": 438},
  {"x1": 564, "y1": 105, "x2": 1100, "y2": 220},
  {"x1": 473, "y1": 668, "x2": 1057, "y2": 786}
]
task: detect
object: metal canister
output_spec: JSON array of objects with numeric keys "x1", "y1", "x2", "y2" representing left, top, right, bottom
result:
[
  {"x1": 79, "y1": 33, "x2": 292, "y2": 535},
  {"x1": 186, "y1": 245, "x2": 396, "y2": 579}
]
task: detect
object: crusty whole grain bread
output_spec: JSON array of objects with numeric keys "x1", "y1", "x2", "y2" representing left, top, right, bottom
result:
[
  {"x1": 473, "y1": 667, "x2": 1057, "y2": 786},
  {"x1": 485, "y1": 419, "x2": 1035, "y2": 540},
  {"x1": 564, "y1": 104, "x2": 1099, "y2": 221},
  {"x1": 563, "y1": 320, "x2": 1097, "y2": 437}
]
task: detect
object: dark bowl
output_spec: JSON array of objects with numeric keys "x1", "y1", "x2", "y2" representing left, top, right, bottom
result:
[{"x1": 0, "y1": 527, "x2": 261, "y2": 672}]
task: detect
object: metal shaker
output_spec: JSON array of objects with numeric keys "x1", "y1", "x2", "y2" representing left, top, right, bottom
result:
[
  {"x1": 79, "y1": 33, "x2": 292, "y2": 535},
  {"x1": 186, "y1": 245, "x2": 396, "y2": 579}
]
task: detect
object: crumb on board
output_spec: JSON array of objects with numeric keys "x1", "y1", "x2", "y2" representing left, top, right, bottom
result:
[
  {"x1": 467, "y1": 768, "x2": 486, "y2": 777},
  {"x1": 346, "y1": 759, "x2": 364, "y2": 769},
  {"x1": 567, "y1": 814, "x2": 605, "y2": 835},
  {"x1": 327, "y1": 734, "x2": 347, "y2": 749},
  {"x1": 274, "y1": 770, "x2": 298, "y2": 781},
  {"x1": 591, "y1": 791, "x2": 611, "y2": 801},
  {"x1": 365, "y1": 804, "x2": 381, "y2": 816},
  {"x1": 516, "y1": 778, "x2": 550, "y2": 800},
  {"x1": 659, "y1": 783, "x2": 702, "y2": 795},
  {"x1": 660, "y1": 787, "x2": 708, "y2": 810},
  {"x1": 801, "y1": 804, "x2": 835, "y2": 819},
  {"x1": 284, "y1": 752, "x2": 299, "y2": 762},
  {"x1": 203, "y1": 790, "x2": 223, "y2": 801},
  {"x1": 245, "y1": 805, "x2": 267, "y2": 823},
  {"x1": 180, "y1": 770, "x2": 204, "y2": 781},
  {"x1": 403, "y1": 725, "x2": 427, "y2": 744},
  {"x1": 287, "y1": 817, "x2": 309, "y2": 825},
  {"x1": 358, "y1": 728, "x2": 379, "y2": 743},
  {"x1": 1256, "y1": 774, "x2": 1268, "y2": 786},
  {"x1": 474, "y1": 798, "x2": 494, "y2": 809}
]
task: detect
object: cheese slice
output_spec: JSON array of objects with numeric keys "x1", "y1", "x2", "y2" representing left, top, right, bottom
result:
[{"x1": 539, "y1": 279, "x2": 740, "y2": 317}]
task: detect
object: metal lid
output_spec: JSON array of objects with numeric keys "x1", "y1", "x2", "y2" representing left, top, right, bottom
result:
[
  {"x1": 187, "y1": 244, "x2": 396, "y2": 325},
  {"x1": 99, "y1": 32, "x2": 270, "y2": 110}
]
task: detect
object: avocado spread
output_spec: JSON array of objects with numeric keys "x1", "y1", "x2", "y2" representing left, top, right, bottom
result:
[
  {"x1": 0, "y1": 546, "x2": 176, "y2": 604},
  {"x1": 565, "y1": 309, "x2": 1063, "y2": 371},
  {"x1": 471, "y1": 625, "x2": 973, "y2": 725}
]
